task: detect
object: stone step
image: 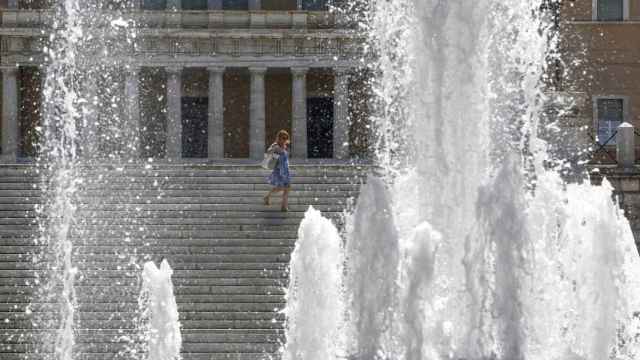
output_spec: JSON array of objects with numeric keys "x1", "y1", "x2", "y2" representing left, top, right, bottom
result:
[
  {"x1": 0, "y1": 175, "x2": 358, "y2": 184},
  {"x1": 0, "y1": 354, "x2": 279, "y2": 360},
  {"x1": 0, "y1": 245, "x2": 293, "y2": 254},
  {"x1": 0, "y1": 302, "x2": 282, "y2": 313},
  {"x1": 0, "y1": 203, "x2": 344, "y2": 212},
  {"x1": 0, "y1": 238, "x2": 296, "y2": 247},
  {"x1": 0, "y1": 182, "x2": 361, "y2": 192},
  {"x1": 0, "y1": 285, "x2": 285, "y2": 296},
  {"x1": 1, "y1": 319, "x2": 283, "y2": 330},
  {"x1": 0, "y1": 196, "x2": 349, "y2": 206},
  {"x1": 0, "y1": 328, "x2": 282, "y2": 343},
  {"x1": 0, "y1": 262, "x2": 287, "y2": 271},
  {"x1": 0, "y1": 209, "x2": 342, "y2": 219}
]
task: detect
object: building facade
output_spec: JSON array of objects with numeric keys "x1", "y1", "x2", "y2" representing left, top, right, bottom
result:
[
  {"x1": 0, "y1": 0, "x2": 371, "y2": 163},
  {"x1": 559, "y1": 0, "x2": 640, "y2": 163}
]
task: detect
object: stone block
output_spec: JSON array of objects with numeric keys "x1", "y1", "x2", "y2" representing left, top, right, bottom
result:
[{"x1": 620, "y1": 177, "x2": 640, "y2": 192}]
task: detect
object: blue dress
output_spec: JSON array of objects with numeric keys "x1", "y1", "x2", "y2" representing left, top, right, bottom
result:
[{"x1": 268, "y1": 146, "x2": 291, "y2": 188}]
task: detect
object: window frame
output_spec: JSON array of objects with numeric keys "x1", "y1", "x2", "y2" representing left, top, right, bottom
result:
[
  {"x1": 593, "y1": 95, "x2": 629, "y2": 145},
  {"x1": 592, "y1": 0, "x2": 629, "y2": 21}
]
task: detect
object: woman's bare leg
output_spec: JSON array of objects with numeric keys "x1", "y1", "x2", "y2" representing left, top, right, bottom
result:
[
  {"x1": 281, "y1": 187, "x2": 290, "y2": 211},
  {"x1": 264, "y1": 188, "x2": 281, "y2": 205}
]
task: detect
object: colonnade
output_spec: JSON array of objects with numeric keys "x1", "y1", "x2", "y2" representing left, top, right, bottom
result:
[{"x1": 0, "y1": 65, "x2": 352, "y2": 162}]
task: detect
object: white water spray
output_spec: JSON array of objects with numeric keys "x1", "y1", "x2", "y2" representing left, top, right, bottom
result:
[
  {"x1": 285, "y1": 1, "x2": 640, "y2": 359},
  {"x1": 140, "y1": 260, "x2": 182, "y2": 360},
  {"x1": 282, "y1": 207, "x2": 345, "y2": 360}
]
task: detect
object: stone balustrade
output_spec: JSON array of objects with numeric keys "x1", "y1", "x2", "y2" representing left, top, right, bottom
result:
[{"x1": 0, "y1": 9, "x2": 346, "y2": 29}]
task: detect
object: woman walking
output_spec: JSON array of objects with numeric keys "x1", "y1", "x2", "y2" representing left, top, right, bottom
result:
[{"x1": 264, "y1": 130, "x2": 291, "y2": 212}]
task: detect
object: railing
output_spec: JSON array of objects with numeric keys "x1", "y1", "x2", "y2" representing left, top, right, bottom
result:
[
  {"x1": 588, "y1": 131, "x2": 618, "y2": 164},
  {"x1": 0, "y1": 10, "x2": 348, "y2": 29}
]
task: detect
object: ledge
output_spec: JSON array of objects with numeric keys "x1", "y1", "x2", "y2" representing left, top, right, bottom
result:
[{"x1": 0, "y1": 10, "x2": 354, "y2": 30}]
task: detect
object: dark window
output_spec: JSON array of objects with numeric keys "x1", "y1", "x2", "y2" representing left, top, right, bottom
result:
[
  {"x1": 142, "y1": 0, "x2": 167, "y2": 10},
  {"x1": 302, "y1": 0, "x2": 329, "y2": 11},
  {"x1": 223, "y1": 0, "x2": 248, "y2": 10},
  {"x1": 262, "y1": 0, "x2": 297, "y2": 10},
  {"x1": 597, "y1": 98, "x2": 624, "y2": 145},
  {"x1": 18, "y1": 0, "x2": 49, "y2": 9},
  {"x1": 597, "y1": 0, "x2": 623, "y2": 21},
  {"x1": 307, "y1": 97, "x2": 333, "y2": 158},
  {"x1": 182, "y1": 97, "x2": 208, "y2": 158},
  {"x1": 182, "y1": 0, "x2": 207, "y2": 10}
]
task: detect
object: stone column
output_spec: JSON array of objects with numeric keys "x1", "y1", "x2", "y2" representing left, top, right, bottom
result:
[
  {"x1": 249, "y1": 67, "x2": 267, "y2": 160},
  {"x1": 333, "y1": 68, "x2": 350, "y2": 160},
  {"x1": 166, "y1": 66, "x2": 183, "y2": 160},
  {"x1": 617, "y1": 122, "x2": 635, "y2": 168},
  {"x1": 82, "y1": 80, "x2": 99, "y2": 159},
  {"x1": 249, "y1": 0, "x2": 261, "y2": 10},
  {"x1": 167, "y1": 0, "x2": 181, "y2": 10},
  {"x1": 208, "y1": 0, "x2": 223, "y2": 9},
  {"x1": 125, "y1": 66, "x2": 141, "y2": 158},
  {"x1": 291, "y1": 67, "x2": 308, "y2": 158},
  {"x1": 208, "y1": 66, "x2": 224, "y2": 159},
  {"x1": 1, "y1": 67, "x2": 18, "y2": 162}
]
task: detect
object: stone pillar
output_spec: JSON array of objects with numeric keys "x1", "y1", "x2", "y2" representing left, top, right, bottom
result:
[
  {"x1": 82, "y1": 80, "x2": 99, "y2": 159},
  {"x1": 167, "y1": 0, "x2": 181, "y2": 10},
  {"x1": 617, "y1": 122, "x2": 635, "y2": 168},
  {"x1": 7, "y1": 0, "x2": 18, "y2": 9},
  {"x1": 208, "y1": 0, "x2": 223, "y2": 9},
  {"x1": 208, "y1": 66, "x2": 224, "y2": 159},
  {"x1": 1, "y1": 67, "x2": 18, "y2": 162},
  {"x1": 125, "y1": 66, "x2": 141, "y2": 158},
  {"x1": 291, "y1": 67, "x2": 308, "y2": 158},
  {"x1": 249, "y1": 0, "x2": 261, "y2": 10},
  {"x1": 333, "y1": 68, "x2": 350, "y2": 160},
  {"x1": 166, "y1": 66, "x2": 183, "y2": 160},
  {"x1": 249, "y1": 67, "x2": 267, "y2": 160}
]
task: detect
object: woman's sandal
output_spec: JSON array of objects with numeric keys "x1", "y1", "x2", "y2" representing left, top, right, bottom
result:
[{"x1": 280, "y1": 207, "x2": 289, "y2": 212}]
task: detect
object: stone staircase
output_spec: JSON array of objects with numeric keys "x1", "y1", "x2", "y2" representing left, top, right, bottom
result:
[{"x1": 0, "y1": 163, "x2": 367, "y2": 359}]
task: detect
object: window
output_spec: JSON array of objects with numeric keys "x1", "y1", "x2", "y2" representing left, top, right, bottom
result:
[
  {"x1": 595, "y1": 0, "x2": 626, "y2": 21},
  {"x1": 302, "y1": 0, "x2": 329, "y2": 11},
  {"x1": 596, "y1": 98, "x2": 625, "y2": 145},
  {"x1": 223, "y1": 0, "x2": 248, "y2": 10},
  {"x1": 142, "y1": 0, "x2": 167, "y2": 10},
  {"x1": 182, "y1": 0, "x2": 207, "y2": 10}
]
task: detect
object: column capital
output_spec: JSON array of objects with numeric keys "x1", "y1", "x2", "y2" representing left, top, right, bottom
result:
[
  {"x1": 207, "y1": 66, "x2": 226, "y2": 74},
  {"x1": 334, "y1": 67, "x2": 352, "y2": 77},
  {"x1": 291, "y1": 67, "x2": 309, "y2": 77},
  {"x1": 125, "y1": 65, "x2": 141, "y2": 76},
  {"x1": 249, "y1": 66, "x2": 268, "y2": 75},
  {"x1": 166, "y1": 65, "x2": 183, "y2": 75}
]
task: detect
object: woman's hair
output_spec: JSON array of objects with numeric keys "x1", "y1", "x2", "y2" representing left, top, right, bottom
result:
[{"x1": 276, "y1": 130, "x2": 290, "y2": 143}]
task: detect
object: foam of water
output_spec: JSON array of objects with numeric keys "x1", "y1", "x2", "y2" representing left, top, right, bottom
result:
[
  {"x1": 139, "y1": 260, "x2": 182, "y2": 360},
  {"x1": 282, "y1": 206, "x2": 345, "y2": 360},
  {"x1": 285, "y1": 0, "x2": 640, "y2": 359}
]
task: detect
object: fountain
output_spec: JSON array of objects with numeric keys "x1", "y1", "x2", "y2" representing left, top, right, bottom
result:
[
  {"x1": 23, "y1": 0, "x2": 640, "y2": 358},
  {"x1": 283, "y1": 0, "x2": 640, "y2": 359},
  {"x1": 30, "y1": 0, "x2": 144, "y2": 357}
]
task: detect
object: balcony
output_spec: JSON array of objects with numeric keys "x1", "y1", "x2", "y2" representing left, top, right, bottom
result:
[{"x1": 0, "y1": 9, "x2": 350, "y2": 29}]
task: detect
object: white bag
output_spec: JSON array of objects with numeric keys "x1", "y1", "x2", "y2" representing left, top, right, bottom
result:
[{"x1": 261, "y1": 152, "x2": 279, "y2": 170}]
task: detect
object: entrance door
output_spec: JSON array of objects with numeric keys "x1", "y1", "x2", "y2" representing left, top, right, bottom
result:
[
  {"x1": 182, "y1": 97, "x2": 208, "y2": 158},
  {"x1": 307, "y1": 97, "x2": 334, "y2": 159}
]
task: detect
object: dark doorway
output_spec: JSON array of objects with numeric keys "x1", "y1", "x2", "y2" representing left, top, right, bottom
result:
[
  {"x1": 223, "y1": 0, "x2": 248, "y2": 10},
  {"x1": 307, "y1": 97, "x2": 333, "y2": 158},
  {"x1": 182, "y1": 97, "x2": 208, "y2": 158}
]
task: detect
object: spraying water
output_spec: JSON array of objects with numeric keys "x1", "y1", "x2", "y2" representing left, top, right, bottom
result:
[
  {"x1": 285, "y1": 1, "x2": 640, "y2": 359},
  {"x1": 139, "y1": 260, "x2": 182, "y2": 360},
  {"x1": 31, "y1": 0, "x2": 140, "y2": 357},
  {"x1": 282, "y1": 207, "x2": 345, "y2": 360}
]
